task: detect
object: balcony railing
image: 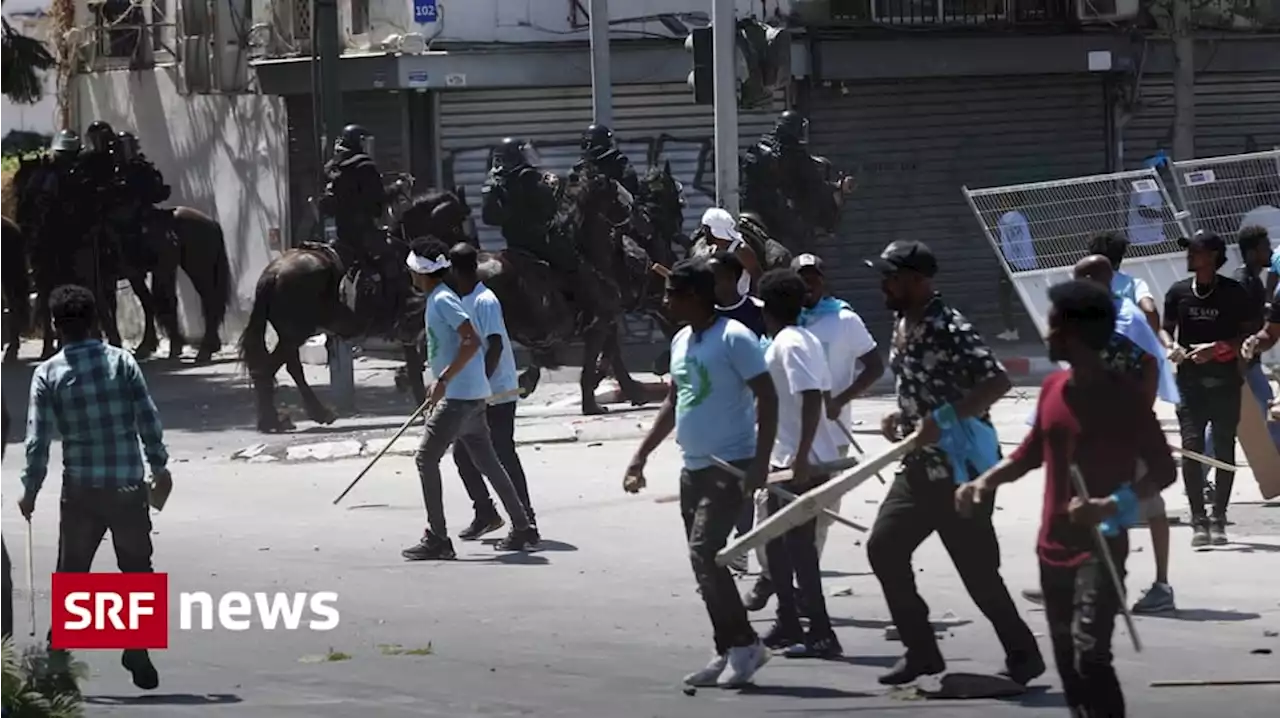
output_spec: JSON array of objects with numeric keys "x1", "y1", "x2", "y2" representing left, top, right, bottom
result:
[{"x1": 825, "y1": 0, "x2": 1076, "y2": 26}]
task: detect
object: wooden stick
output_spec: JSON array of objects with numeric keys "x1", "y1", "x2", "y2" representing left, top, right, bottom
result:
[
  {"x1": 650, "y1": 263, "x2": 671, "y2": 278},
  {"x1": 716, "y1": 432, "x2": 919, "y2": 566},
  {"x1": 832, "y1": 418, "x2": 886, "y2": 485},
  {"x1": 1151, "y1": 678, "x2": 1280, "y2": 688},
  {"x1": 1068, "y1": 464, "x2": 1142, "y2": 653},
  {"x1": 1170, "y1": 445, "x2": 1238, "y2": 473},
  {"x1": 334, "y1": 396, "x2": 434, "y2": 505},
  {"x1": 26, "y1": 518, "x2": 36, "y2": 637},
  {"x1": 763, "y1": 455, "x2": 861, "y2": 485},
  {"x1": 709, "y1": 457, "x2": 867, "y2": 533}
]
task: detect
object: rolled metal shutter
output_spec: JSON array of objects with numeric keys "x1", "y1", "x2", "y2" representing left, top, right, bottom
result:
[{"x1": 807, "y1": 75, "x2": 1109, "y2": 339}]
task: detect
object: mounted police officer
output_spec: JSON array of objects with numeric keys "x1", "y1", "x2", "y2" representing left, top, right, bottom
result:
[
  {"x1": 575, "y1": 124, "x2": 639, "y2": 197},
  {"x1": 19, "y1": 130, "x2": 87, "y2": 277},
  {"x1": 113, "y1": 131, "x2": 172, "y2": 269},
  {"x1": 320, "y1": 124, "x2": 397, "y2": 283}
]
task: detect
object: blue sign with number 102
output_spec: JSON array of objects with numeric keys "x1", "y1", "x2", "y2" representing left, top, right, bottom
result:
[{"x1": 414, "y1": 0, "x2": 438, "y2": 24}]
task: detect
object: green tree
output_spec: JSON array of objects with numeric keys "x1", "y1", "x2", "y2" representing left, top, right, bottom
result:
[
  {"x1": 1, "y1": 637, "x2": 86, "y2": 717},
  {"x1": 2, "y1": 10, "x2": 56, "y2": 105}
]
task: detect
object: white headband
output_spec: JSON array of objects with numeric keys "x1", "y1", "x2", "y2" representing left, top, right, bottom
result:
[{"x1": 406, "y1": 252, "x2": 451, "y2": 275}]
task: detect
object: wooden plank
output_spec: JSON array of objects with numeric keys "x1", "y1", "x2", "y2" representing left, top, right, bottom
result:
[{"x1": 1237, "y1": 385, "x2": 1280, "y2": 500}]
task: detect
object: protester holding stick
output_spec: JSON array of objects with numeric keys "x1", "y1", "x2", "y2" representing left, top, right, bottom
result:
[
  {"x1": 862, "y1": 241, "x2": 1042, "y2": 686},
  {"x1": 958, "y1": 279, "x2": 1176, "y2": 718},
  {"x1": 624, "y1": 257, "x2": 778, "y2": 688}
]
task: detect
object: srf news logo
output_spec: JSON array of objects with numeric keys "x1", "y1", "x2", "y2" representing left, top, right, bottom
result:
[{"x1": 51, "y1": 573, "x2": 339, "y2": 649}]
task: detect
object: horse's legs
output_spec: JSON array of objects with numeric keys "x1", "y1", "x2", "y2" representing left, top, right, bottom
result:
[
  {"x1": 602, "y1": 326, "x2": 649, "y2": 407},
  {"x1": 34, "y1": 287, "x2": 56, "y2": 360},
  {"x1": 580, "y1": 322, "x2": 611, "y2": 416},
  {"x1": 401, "y1": 342, "x2": 427, "y2": 407},
  {"x1": 99, "y1": 280, "x2": 123, "y2": 348},
  {"x1": 127, "y1": 272, "x2": 160, "y2": 360},
  {"x1": 150, "y1": 265, "x2": 184, "y2": 361},
  {"x1": 250, "y1": 344, "x2": 293, "y2": 432},
  {"x1": 284, "y1": 347, "x2": 338, "y2": 426}
]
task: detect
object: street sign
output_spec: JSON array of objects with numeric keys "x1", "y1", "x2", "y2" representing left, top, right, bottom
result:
[{"x1": 414, "y1": 0, "x2": 438, "y2": 24}]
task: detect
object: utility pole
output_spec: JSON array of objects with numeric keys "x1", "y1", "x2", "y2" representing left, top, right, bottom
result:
[
  {"x1": 314, "y1": 0, "x2": 355, "y2": 412},
  {"x1": 1171, "y1": 0, "x2": 1195, "y2": 161},
  {"x1": 712, "y1": 0, "x2": 739, "y2": 215},
  {"x1": 588, "y1": 0, "x2": 613, "y2": 126}
]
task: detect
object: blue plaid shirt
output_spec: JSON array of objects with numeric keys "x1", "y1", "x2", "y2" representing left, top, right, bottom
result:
[{"x1": 21, "y1": 340, "x2": 168, "y2": 494}]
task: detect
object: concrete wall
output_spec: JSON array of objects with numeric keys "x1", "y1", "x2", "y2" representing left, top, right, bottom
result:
[
  {"x1": 75, "y1": 67, "x2": 288, "y2": 348},
  {"x1": 341, "y1": 0, "x2": 789, "y2": 49}
]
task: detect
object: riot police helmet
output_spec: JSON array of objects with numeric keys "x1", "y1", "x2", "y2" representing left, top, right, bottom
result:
[
  {"x1": 116, "y1": 131, "x2": 140, "y2": 161},
  {"x1": 581, "y1": 124, "x2": 615, "y2": 152},
  {"x1": 337, "y1": 124, "x2": 371, "y2": 153},
  {"x1": 494, "y1": 137, "x2": 529, "y2": 171},
  {"x1": 50, "y1": 129, "x2": 82, "y2": 156},
  {"x1": 85, "y1": 120, "x2": 117, "y2": 152},
  {"x1": 774, "y1": 110, "x2": 808, "y2": 143}
]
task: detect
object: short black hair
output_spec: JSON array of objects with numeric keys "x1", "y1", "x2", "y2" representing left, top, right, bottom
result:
[
  {"x1": 668, "y1": 257, "x2": 718, "y2": 309},
  {"x1": 709, "y1": 249, "x2": 743, "y2": 279},
  {"x1": 449, "y1": 242, "x2": 479, "y2": 276},
  {"x1": 1048, "y1": 279, "x2": 1116, "y2": 352},
  {"x1": 1239, "y1": 225, "x2": 1270, "y2": 255},
  {"x1": 1087, "y1": 232, "x2": 1128, "y2": 267},
  {"x1": 49, "y1": 284, "x2": 97, "y2": 337},
  {"x1": 758, "y1": 269, "x2": 808, "y2": 326},
  {"x1": 409, "y1": 237, "x2": 453, "y2": 277}
]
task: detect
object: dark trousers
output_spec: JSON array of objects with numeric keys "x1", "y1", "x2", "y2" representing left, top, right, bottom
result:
[
  {"x1": 681, "y1": 463, "x2": 757, "y2": 655},
  {"x1": 48, "y1": 484, "x2": 154, "y2": 655},
  {"x1": 764, "y1": 484, "x2": 832, "y2": 636},
  {"x1": 453, "y1": 401, "x2": 535, "y2": 524},
  {"x1": 2, "y1": 539, "x2": 12, "y2": 639},
  {"x1": 1175, "y1": 374, "x2": 1242, "y2": 523},
  {"x1": 1041, "y1": 539, "x2": 1128, "y2": 718},
  {"x1": 867, "y1": 461, "x2": 1039, "y2": 664}
]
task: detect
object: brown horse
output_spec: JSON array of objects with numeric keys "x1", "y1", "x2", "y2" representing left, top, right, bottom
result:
[
  {"x1": 1, "y1": 217, "x2": 30, "y2": 363},
  {"x1": 239, "y1": 188, "x2": 473, "y2": 433}
]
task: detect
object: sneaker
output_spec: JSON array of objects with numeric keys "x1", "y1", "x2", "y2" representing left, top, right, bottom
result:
[
  {"x1": 743, "y1": 578, "x2": 773, "y2": 612},
  {"x1": 1020, "y1": 588, "x2": 1044, "y2": 605},
  {"x1": 1002, "y1": 651, "x2": 1046, "y2": 686},
  {"x1": 401, "y1": 533, "x2": 456, "y2": 561},
  {"x1": 683, "y1": 653, "x2": 728, "y2": 687},
  {"x1": 121, "y1": 648, "x2": 159, "y2": 690},
  {"x1": 458, "y1": 513, "x2": 504, "y2": 541},
  {"x1": 495, "y1": 527, "x2": 539, "y2": 551},
  {"x1": 783, "y1": 633, "x2": 843, "y2": 659},
  {"x1": 1210, "y1": 520, "x2": 1229, "y2": 546},
  {"x1": 728, "y1": 554, "x2": 749, "y2": 576},
  {"x1": 762, "y1": 620, "x2": 803, "y2": 650},
  {"x1": 1191, "y1": 524, "x2": 1211, "y2": 548},
  {"x1": 719, "y1": 640, "x2": 770, "y2": 687},
  {"x1": 996, "y1": 329, "x2": 1020, "y2": 342},
  {"x1": 878, "y1": 653, "x2": 945, "y2": 686},
  {"x1": 1131, "y1": 582, "x2": 1176, "y2": 614},
  {"x1": 527, "y1": 524, "x2": 542, "y2": 548}
]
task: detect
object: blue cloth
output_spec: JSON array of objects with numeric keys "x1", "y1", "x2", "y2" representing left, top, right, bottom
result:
[
  {"x1": 932, "y1": 403, "x2": 1001, "y2": 484},
  {"x1": 460, "y1": 283, "x2": 518, "y2": 403},
  {"x1": 799, "y1": 296, "x2": 851, "y2": 325},
  {"x1": 425, "y1": 283, "x2": 491, "y2": 401},
  {"x1": 1270, "y1": 248, "x2": 1280, "y2": 277},
  {"x1": 1111, "y1": 272, "x2": 1150, "y2": 306},
  {"x1": 670, "y1": 317, "x2": 769, "y2": 470},
  {"x1": 1143, "y1": 151, "x2": 1169, "y2": 169},
  {"x1": 1114, "y1": 296, "x2": 1180, "y2": 406},
  {"x1": 1099, "y1": 485, "x2": 1139, "y2": 538}
]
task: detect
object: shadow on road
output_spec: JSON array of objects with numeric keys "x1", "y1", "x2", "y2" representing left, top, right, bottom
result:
[
  {"x1": 85, "y1": 693, "x2": 243, "y2": 706},
  {"x1": 1143, "y1": 608, "x2": 1262, "y2": 622}
]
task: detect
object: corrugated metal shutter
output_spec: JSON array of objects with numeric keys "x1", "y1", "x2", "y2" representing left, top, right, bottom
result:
[
  {"x1": 808, "y1": 75, "x2": 1109, "y2": 340},
  {"x1": 285, "y1": 91, "x2": 409, "y2": 246},
  {"x1": 1122, "y1": 72, "x2": 1280, "y2": 169},
  {"x1": 438, "y1": 83, "x2": 782, "y2": 250}
]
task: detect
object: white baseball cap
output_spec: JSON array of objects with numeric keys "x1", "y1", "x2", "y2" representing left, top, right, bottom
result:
[{"x1": 701, "y1": 207, "x2": 744, "y2": 245}]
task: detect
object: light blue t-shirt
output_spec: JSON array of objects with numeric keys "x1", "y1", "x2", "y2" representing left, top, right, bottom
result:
[
  {"x1": 425, "y1": 283, "x2": 491, "y2": 401},
  {"x1": 670, "y1": 317, "x2": 769, "y2": 470},
  {"x1": 1111, "y1": 271, "x2": 1153, "y2": 306},
  {"x1": 460, "y1": 283, "x2": 518, "y2": 404}
]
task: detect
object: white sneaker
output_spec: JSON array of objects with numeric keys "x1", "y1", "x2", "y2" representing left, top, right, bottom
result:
[
  {"x1": 719, "y1": 639, "x2": 770, "y2": 687},
  {"x1": 683, "y1": 653, "x2": 728, "y2": 687},
  {"x1": 996, "y1": 329, "x2": 1020, "y2": 342},
  {"x1": 728, "y1": 554, "x2": 749, "y2": 576}
]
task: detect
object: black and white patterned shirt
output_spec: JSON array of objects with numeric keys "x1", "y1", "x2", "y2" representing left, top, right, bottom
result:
[{"x1": 890, "y1": 295, "x2": 1004, "y2": 480}]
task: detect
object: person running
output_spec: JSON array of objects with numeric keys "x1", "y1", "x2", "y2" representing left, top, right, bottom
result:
[
  {"x1": 1163, "y1": 232, "x2": 1253, "y2": 546},
  {"x1": 18, "y1": 284, "x2": 172, "y2": 690},
  {"x1": 446, "y1": 242, "x2": 539, "y2": 545},
  {"x1": 957, "y1": 279, "x2": 1176, "y2": 718},
  {"x1": 864, "y1": 240, "x2": 1043, "y2": 686},
  {"x1": 402, "y1": 239, "x2": 536, "y2": 560},
  {"x1": 755, "y1": 268, "x2": 842, "y2": 658},
  {"x1": 624, "y1": 257, "x2": 778, "y2": 688}
]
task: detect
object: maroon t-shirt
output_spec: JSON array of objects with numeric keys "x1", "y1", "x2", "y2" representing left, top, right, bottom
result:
[{"x1": 1011, "y1": 370, "x2": 1177, "y2": 567}]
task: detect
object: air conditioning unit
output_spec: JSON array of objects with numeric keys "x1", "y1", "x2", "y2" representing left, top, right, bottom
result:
[
  {"x1": 255, "y1": 0, "x2": 312, "y2": 55},
  {"x1": 1077, "y1": 0, "x2": 1140, "y2": 23}
]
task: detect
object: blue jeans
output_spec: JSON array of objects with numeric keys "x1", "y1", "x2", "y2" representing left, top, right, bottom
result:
[{"x1": 1204, "y1": 364, "x2": 1279, "y2": 456}]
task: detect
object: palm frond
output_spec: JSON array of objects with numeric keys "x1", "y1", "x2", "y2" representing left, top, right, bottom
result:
[
  {"x1": 2, "y1": 18, "x2": 57, "y2": 105},
  {"x1": 2, "y1": 637, "x2": 86, "y2": 717}
]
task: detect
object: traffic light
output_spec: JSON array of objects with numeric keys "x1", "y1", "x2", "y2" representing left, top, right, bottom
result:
[{"x1": 685, "y1": 27, "x2": 713, "y2": 105}]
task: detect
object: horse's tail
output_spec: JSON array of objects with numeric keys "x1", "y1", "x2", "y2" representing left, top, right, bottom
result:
[{"x1": 237, "y1": 270, "x2": 274, "y2": 374}]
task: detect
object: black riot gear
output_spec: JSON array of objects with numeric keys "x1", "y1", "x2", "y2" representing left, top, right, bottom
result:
[
  {"x1": 580, "y1": 124, "x2": 615, "y2": 155},
  {"x1": 773, "y1": 110, "x2": 808, "y2": 145},
  {"x1": 85, "y1": 121, "x2": 117, "y2": 153},
  {"x1": 575, "y1": 124, "x2": 639, "y2": 196},
  {"x1": 50, "y1": 130, "x2": 81, "y2": 156},
  {"x1": 494, "y1": 137, "x2": 530, "y2": 173},
  {"x1": 321, "y1": 127, "x2": 399, "y2": 285},
  {"x1": 116, "y1": 131, "x2": 139, "y2": 162},
  {"x1": 338, "y1": 124, "x2": 370, "y2": 152}
]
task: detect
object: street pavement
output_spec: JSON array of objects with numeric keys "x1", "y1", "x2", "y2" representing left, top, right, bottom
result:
[{"x1": 1, "y1": 343, "x2": 1278, "y2": 717}]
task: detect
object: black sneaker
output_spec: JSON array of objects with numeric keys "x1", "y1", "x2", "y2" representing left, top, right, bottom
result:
[
  {"x1": 762, "y1": 620, "x2": 804, "y2": 650},
  {"x1": 527, "y1": 524, "x2": 542, "y2": 548},
  {"x1": 784, "y1": 633, "x2": 843, "y2": 659},
  {"x1": 122, "y1": 648, "x2": 159, "y2": 690},
  {"x1": 1210, "y1": 519, "x2": 1229, "y2": 546},
  {"x1": 1191, "y1": 523, "x2": 1211, "y2": 548},
  {"x1": 743, "y1": 577, "x2": 773, "y2": 612},
  {"x1": 495, "y1": 527, "x2": 539, "y2": 551},
  {"x1": 878, "y1": 653, "x2": 945, "y2": 686},
  {"x1": 1001, "y1": 650, "x2": 1046, "y2": 686},
  {"x1": 402, "y1": 533, "x2": 456, "y2": 561},
  {"x1": 458, "y1": 513, "x2": 504, "y2": 541}
]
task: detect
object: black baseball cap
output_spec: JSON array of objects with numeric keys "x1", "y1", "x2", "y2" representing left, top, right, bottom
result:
[
  {"x1": 791, "y1": 253, "x2": 824, "y2": 274},
  {"x1": 1177, "y1": 230, "x2": 1226, "y2": 255},
  {"x1": 865, "y1": 240, "x2": 938, "y2": 278}
]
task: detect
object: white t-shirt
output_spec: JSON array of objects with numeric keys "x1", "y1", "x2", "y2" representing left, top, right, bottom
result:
[
  {"x1": 801, "y1": 307, "x2": 878, "y2": 437},
  {"x1": 765, "y1": 326, "x2": 841, "y2": 468}
]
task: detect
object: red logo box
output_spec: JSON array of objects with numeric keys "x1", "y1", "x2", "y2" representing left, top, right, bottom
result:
[{"x1": 51, "y1": 573, "x2": 169, "y2": 649}]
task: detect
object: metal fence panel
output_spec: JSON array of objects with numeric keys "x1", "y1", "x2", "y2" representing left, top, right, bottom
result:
[{"x1": 1169, "y1": 149, "x2": 1280, "y2": 245}]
